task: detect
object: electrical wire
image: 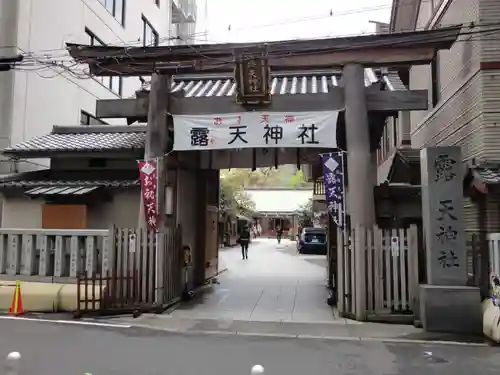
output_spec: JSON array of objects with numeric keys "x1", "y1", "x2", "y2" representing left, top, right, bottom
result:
[
  {"x1": 65, "y1": 24, "x2": 500, "y2": 78},
  {"x1": 1, "y1": 21, "x2": 499, "y2": 81},
  {"x1": 0, "y1": 0, "x2": 480, "y2": 59}
]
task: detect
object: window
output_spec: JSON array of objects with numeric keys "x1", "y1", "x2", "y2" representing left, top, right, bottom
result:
[
  {"x1": 142, "y1": 16, "x2": 159, "y2": 46},
  {"x1": 97, "y1": 0, "x2": 125, "y2": 26},
  {"x1": 392, "y1": 118, "x2": 398, "y2": 148},
  {"x1": 431, "y1": 54, "x2": 440, "y2": 107},
  {"x1": 85, "y1": 28, "x2": 123, "y2": 96},
  {"x1": 80, "y1": 110, "x2": 108, "y2": 126}
]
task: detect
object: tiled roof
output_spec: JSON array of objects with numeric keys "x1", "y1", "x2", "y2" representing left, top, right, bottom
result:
[
  {"x1": 25, "y1": 186, "x2": 101, "y2": 196},
  {"x1": 138, "y1": 69, "x2": 407, "y2": 97},
  {"x1": 474, "y1": 166, "x2": 500, "y2": 184},
  {"x1": 3, "y1": 125, "x2": 146, "y2": 155},
  {"x1": 0, "y1": 169, "x2": 139, "y2": 189}
]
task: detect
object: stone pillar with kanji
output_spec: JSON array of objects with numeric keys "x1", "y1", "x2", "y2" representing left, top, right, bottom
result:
[{"x1": 419, "y1": 146, "x2": 481, "y2": 334}]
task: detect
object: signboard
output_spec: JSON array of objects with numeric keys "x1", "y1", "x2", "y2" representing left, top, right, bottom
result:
[
  {"x1": 391, "y1": 236, "x2": 400, "y2": 256},
  {"x1": 321, "y1": 151, "x2": 345, "y2": 228},
  {"x1": 421, "y1": 146, "x2": 466, "y2": 285},
  {"x1": 138, "y1": 159, "x2": 158, "y2": 232},
  {"x1": 129, "y1": 233, "x2": 137, "y2": 253},
  {"x1": 172, "y1": 111, "x2": 339, "y2": 151},
  {"x1": 234, "y1": 53, "x2": 270, "y2": 104}
]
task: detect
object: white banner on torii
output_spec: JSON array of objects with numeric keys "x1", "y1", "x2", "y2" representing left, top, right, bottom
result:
[{"x1": 172, "y1": 111, "x2": 339, "y2": 151}]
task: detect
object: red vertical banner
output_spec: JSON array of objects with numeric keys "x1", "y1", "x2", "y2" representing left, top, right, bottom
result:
[{"x1": 138, "y1": 159, "x2": 158, "y2": 232}]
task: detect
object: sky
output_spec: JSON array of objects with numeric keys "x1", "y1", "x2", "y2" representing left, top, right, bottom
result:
[{"x1": 194, "y1": 0, "x2": 393, "y2": 43}]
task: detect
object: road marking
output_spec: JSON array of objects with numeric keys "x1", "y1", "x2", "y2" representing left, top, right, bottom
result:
[{"x1": 0, "y1": 315, "x2": 131, "y2": 328}]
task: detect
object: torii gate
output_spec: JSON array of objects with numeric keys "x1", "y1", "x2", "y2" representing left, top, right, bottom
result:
[{"x1": 67, "y1": 26, "x2": 461, "y2": 314}]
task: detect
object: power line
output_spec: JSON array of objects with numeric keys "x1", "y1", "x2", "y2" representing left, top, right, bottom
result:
[
  {"x1": 0, "y1": 0, "x2": 444, "y2": 59},
  {"x1": 66, "y1": 25, "x2": 499, "y2": 76},
  {"x1": 3, "y1": 23, "x2": 500, "y2": 81}
]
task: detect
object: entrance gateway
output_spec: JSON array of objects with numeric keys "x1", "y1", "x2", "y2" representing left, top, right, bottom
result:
[{"x1": 67, "y1": 27, "x2": 473, "y2": 327}]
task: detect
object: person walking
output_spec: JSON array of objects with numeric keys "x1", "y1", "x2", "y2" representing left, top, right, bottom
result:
[
  {"x1": 276, "y1": 225, "x2": 283, "y2": 244},
  {"x1": 239, "y1": 224, "x2": 251, "y2": 259}
]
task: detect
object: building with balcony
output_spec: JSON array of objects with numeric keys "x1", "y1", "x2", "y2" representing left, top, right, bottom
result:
[
  {"x1": 380, "y1": 0, "x2": 500, "y2": 233},
  {"x1": 171, "y1": 0, "x2": 207, "y2": 44},
  {"x1": 0, "y1": 0, "x2": 185, "y2": 175}
]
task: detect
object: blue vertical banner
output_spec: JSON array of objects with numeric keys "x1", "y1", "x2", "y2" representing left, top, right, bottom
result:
[{"x1": 320, "y1": 152, "x2": 346, "y2": 228}]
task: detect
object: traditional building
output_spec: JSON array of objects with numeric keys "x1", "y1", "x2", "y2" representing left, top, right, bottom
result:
[
  {"x1": 380, "y1": 0, "x2": 500, "y2": 234},
  {"x1": 0, "y1": 125, "x2": 144, "y2": 228},
  {"x1": 244, "y1": 188, "x2": 313, "y2": 237}
]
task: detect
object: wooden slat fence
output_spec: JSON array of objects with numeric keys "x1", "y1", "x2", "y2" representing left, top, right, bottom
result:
[
  {"x1": 76, "y1": 224, "x2": 182, "y2": 316},
  {"x1": 337, "y1": 225, "x2": 419, "y2": 320}
]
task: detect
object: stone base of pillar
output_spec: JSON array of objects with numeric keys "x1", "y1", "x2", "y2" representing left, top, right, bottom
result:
[{"x1": 420, "y1": 284, "x2": 482, "y2": 334}]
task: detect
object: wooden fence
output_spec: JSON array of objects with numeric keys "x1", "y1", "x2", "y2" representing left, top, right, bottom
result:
[
  {"x1": 337, "y1": 225, "x2": 419, "y2": 320},
  {"x1": 76, "y1": 224, "x2": 183, "y2": 316},
  {"x1": 488, "y1": 233, "x2": 500, "y2": 278}
]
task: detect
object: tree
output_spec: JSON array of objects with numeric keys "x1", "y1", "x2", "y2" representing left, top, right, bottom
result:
[
  {"x1": 220, "y1": 168, "x2": 281, "y2": 188},
  {"x1": 288, "y1": 169, "x2": 312, "y2": 188},
  {"x1": 219, "y1": 172, "x2": 256, "y2": 216},
  {"x1": 296, "y1": 198, "x2": 313, "y2": 227}
]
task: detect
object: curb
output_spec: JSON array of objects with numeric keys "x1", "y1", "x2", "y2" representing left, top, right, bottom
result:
[
  {"x1": 204, "y1": 267, "x2": 228, "y2": 284},
  {"x1": 120, "y1": 322, "x2": 489, "y2": 347},
  {"x1": 164, "y1": 267, "x2": 229, "y2": 314}
]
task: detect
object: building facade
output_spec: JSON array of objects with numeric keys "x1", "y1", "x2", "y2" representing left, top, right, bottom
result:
[
  {"x1": 0, "y1": 0, "x2": 202, "y2": 174},
  {"x1": 378, "y1": 0, "x2": 500, "y2": 233}
]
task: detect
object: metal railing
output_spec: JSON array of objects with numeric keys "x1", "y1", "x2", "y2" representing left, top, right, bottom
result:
[{"x1": 4, "y1": 352, "x2": 264, "y2": 375}]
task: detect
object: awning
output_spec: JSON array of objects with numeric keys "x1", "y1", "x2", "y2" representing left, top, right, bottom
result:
[{"x1": 25, "y1": 186, "x2": 100, "y2": 196}]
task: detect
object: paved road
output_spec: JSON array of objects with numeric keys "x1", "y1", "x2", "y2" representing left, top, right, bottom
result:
[
  {"x1": 1, "y1": 319, "x2": 499, "y2": 375},
  {"x1": 172, "y1": 238, "x2": 335, "y2": 322}
]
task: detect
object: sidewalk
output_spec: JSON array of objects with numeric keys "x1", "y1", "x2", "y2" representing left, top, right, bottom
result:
[
  {"x1": 97, "y1": 238, "x2": 487, "y2": 346},
  {"x1": 101, "y1": 313, "x2": 487, "y2": 345}
]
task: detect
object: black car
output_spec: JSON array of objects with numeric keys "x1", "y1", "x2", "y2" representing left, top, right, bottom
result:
[{"x1": 297, "y1": 227, "x2": 327, "y2": 255}]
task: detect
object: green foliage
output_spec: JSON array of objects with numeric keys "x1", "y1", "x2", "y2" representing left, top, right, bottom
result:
[
  {"x1": 219, "y1": 171, "x2": 256, "y2": 216},
  {"x1": 288, "y1": 169, "x2": 311, "y2": 188},
  {"x1": 219, "y1": 166, "x2": 311, "y2": 217},
  {"x1": 295, "y1": 198, "x2": 313, "y2": 227},
  {"x1": 220, "y1": 168, "x2": 281, "y2": 188}
]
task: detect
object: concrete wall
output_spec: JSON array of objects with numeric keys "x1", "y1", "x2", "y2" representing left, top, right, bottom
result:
[
  {"x1": 1, "y1": 189, "x2": 141, "y2": 229},
  {"x1": 87, "y1": 189, "x2": 141, "y2": 228},
  {"x1": 1, "y1": 198, "x2": 43, "y2": 228},
  {"x1": 51, "y1": 158, "x2": 137, "y2": 170},
  {"x1": 409, "y1": 0, "x2": 494, "y2": 163},
  {"x1": 478, "y1": 0, "x2": 500, "y2": 161},
  {"x1": 410, "y1": 0, "x2": 481, "y2": 154}
]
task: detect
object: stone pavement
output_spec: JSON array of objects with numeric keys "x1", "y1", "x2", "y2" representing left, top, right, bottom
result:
[
  {"x1": 105, "y1": 238, "x2": 483, "y2": 344},
  {"x1": 171, "y1": 238, "x2": 337, "y2": 322}
]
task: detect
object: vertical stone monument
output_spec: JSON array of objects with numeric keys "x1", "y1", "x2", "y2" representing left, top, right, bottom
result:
[{"x1": 420, "y1": 146, "x2": 481, "y2": 334}]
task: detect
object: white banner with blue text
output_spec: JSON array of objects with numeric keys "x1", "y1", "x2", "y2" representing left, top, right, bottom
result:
[{"x1": 172, "y1": 111, "x2": 339, "y2": 151}]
